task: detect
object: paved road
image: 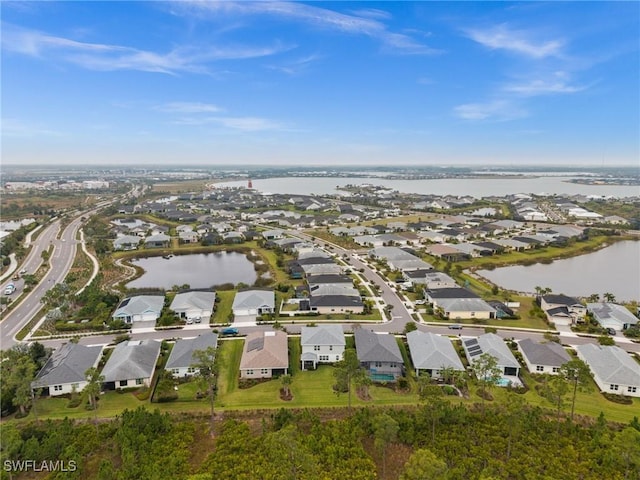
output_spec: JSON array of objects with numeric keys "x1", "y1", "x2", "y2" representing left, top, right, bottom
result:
[{"x1": 0, "y1": 216, "x2": 84, "y2": 349}]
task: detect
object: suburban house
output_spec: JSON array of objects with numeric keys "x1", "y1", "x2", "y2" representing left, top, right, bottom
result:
[
  {"x1": 406, "y1": 331, "x2": 464, "y2": 379},
  {"x1": 239, "y1": 331, "x2": 289, "y2": 379},
  {"x1": 463, "y1": 333, "x2": 521, "y2": 382},
  {"x1": 31, "y1": 343, "x2": 103, "y2": 396},
  {"x1": 576, "y1": 344, "x2": 640, "y2": 398},
  {"x1": 112, "y1": 295, "x2": 164, "y2": 324},
  {"x1": 101, "y1": 340, "x2": 161, "y2": 390},
  {"x1": 354, "y1": 329, "x2": 404, "y2": 382},
  {"x1": 113, "y1": 235, "x2": 141, "y2": 251},
  {"x1": 587, "y1": 303, "x2": 639, "y2": 332},
  {"x1": 232, "y1": 289, "x2": 275, "y2": 317},
  {"x1": 309, "y1": 295, "x2": 365, "y2": 314},
  {"x1": 170, "y1": 291, "x2": 216, "y2": 323},
  {"x1": 262, "y1": 229, "x2": 285, "y2": 240},
  {"x1": 423, "y1": 271, "x2": 458, "y2": 290},
  {"x1": 540, "y1": 294, "x2": 586, "y2": 326},
  {"x1": 427, "y1": 288, "x2": 497, "y2": 320},
  {"x1": 165, "y1": 332, "x2": 219, "y2": 378},
  {"x1": 517, "y1": 338, "x2": 571, "y2": 375},
  {"x1": 300, "y1": 325, "x2": 346, "y2": 370},
  {"x1": 144, "y1": 233, "x2": 171, "y2": 248}
]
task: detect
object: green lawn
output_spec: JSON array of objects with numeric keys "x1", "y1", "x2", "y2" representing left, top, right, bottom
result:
[
  {"x1": 31, "y1": 390, "x2": 145, "y2": 421},
  {"x1": 212, "y1": 290, "x2": 236, "y2": 324}
]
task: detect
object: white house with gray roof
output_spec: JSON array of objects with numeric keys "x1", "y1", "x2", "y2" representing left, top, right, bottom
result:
[
  {"x1": 463, "y1": 333, "x2": 520, "y2": 380},
  {"x1": 113, "y1": 235, "x2": 141, "y2": 251},
  {"x1": 300, "y1": 325, "x2": 346, "y2": 370},
  {"x1": 587, "y1": 303, "x2": 639, "y2": 332},
  {"x1": 112, "y1": 295, "x2": 164, "y2": 324},
  {"x1": 31, "y1": 343, "x2": 103, "y2": 396},
  {"x1": 576, "y1": 344, "x2": 640, "y2": 398},
  {"x1": 232, "y1": 289, "x2": 275, "y2": 317},
  {"x1": 354, "y1": 329, "x2": 404, "y2": 381},
  {"x1": 170, "y1": 291, "x2": 216, "y2": 322},
  {"x1": 165, "y1": 332, "x2": 218, "y2": 377},
  {"x1": 102, "y1": 340, "x2": 161, "y2": 390},
  {"x1": 517, "y1": 338, "x2": 570, "y2": 375},
  {"x1": 406, "y1": 331, "x2": 464, "y2": 379}
]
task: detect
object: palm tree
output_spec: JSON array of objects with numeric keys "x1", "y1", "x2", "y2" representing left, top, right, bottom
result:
[
  {"x1": 603, "y1": 292, "x2": 616, "y2": 303},
  {"x1": 587, "y1": 293, "x2": 600, "y2": 303},
  {"x1": 281, "y1": 374, "x2": 292, "y2": 398}
]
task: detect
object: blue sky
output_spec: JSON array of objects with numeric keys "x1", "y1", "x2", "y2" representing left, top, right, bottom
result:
[{"x1": 2, "y1": 1, "x2": 638, "y2": 166}]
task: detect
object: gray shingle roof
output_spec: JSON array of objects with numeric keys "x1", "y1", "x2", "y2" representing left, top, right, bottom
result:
[
  {"x1": 437, "y1": 297, "x2": 497, "y2": 313},
  {"x1": 170, "y1": 291, "x2": 216, "y2": 313},
  {"x1": 301, "y1": 325, "x2": 345, "y2": 347},
  {"x1": 165, "y1": 332, "x2": 218, "y2": 370},
  {"x1": 32, "y1": 343, "x2": 102, "y2": 388},
  {"x1": 518, "y1": 338, "x2": 570, "y2": 368},
  {"x1": 114, "y1": 295, "x2": 164, "y2": 317},
  {"x1": 232, "y1": 290, "x2": 275, "y2": 311},
  {"x1": 587, "y1": 303, "x2": 639, "y2": 329},
  {"x1": 101, "y1": 340, "x2": 161, "y2": 382},
  {"x1": 406, "y1": 331, "x2": 464, "y2": 372},
  {"x1": 463, "y1": 333, "x2": 520, "y2": 369},
  {"x1": 354, "y1": 329, "x2": 404, "y2": 364},
  {"x1": 576, "y1": 344, "x2": 640, "y2": 386}
]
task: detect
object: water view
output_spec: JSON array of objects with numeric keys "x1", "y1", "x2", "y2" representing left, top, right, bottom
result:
[
  {"x1": 126, "y1": 252, "x2": 257, "y2": 289},
  {"x1": 220, "y1": 176, "x2": 640, "y2": 198},
  {"x1": 477, "y1": 241, "x2": 640, "y2": 302}
]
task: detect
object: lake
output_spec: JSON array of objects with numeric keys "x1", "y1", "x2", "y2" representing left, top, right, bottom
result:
[
  {"x1": 477, "y1": 240, "x2": 640, "y2": 302},
  {"x1": 220, "y1": 176, "x2": 640, "y2": 198},
  {"x1": 126, "y1": 252, "x2": 257, "y2": 289}
]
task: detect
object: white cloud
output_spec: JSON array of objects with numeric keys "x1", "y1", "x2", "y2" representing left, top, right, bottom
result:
[
  {"x1": 174, "y1": 1, "x2": 440, "y2": 54},
  {"x1": 214, "y1": 116, "x2": 282, "y2": 131},
  {"x1": 155, "y1": 102, "x2": 223, "y2": 113},
  {"x1": 266, "y1": 54, "x2": 322, "y2": 75},
  {"x1": 1, "y1": 118, "x2": 64, "y2": 137},
  {"x1": 349, "y1": 8, "x2": 393, "y2": 21},
  {"x1": 453, "y1": 100, "x2": 527, "y2": 121},
  {"x1": 1, "y1": 23, "x2": 291, "y2": 74},
  {"x1": 465, "y1": 24, "x2": 564, "y2": 59},
  {"x1": 503, "y1": 78, "x2": 586, "y2": 96}
]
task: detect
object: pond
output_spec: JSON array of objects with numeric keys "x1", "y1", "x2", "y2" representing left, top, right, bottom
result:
[
  {"x1": 477, "y1": 240, "x2": 640, "y2": 302},
  {"x1": 126, "y1": 252, "x2": 257, "y2": 289}
]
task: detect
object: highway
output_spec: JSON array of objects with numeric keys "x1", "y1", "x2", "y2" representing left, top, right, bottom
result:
[{"x1": 0, "y1": 185, "x2": 143, "y2": 350}]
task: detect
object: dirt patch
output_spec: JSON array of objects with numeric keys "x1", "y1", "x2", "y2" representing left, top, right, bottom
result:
[{"x1": 279, "y1": 388, "x2": 293, "y2": 401}]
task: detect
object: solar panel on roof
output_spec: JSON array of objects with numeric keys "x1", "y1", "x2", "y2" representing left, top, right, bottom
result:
[
  {"x1": 247, "y1": 337, "x2": 264, "y2": 352},
  {"x1": 470, "y1": 350, "x2": 482, "y2": 357},
  {"x1": 465, "y1": 339, "x2": 478, "y2": 347},
  {"x1": 468, "y1": 346, "x2": 482, "y2": 354}
]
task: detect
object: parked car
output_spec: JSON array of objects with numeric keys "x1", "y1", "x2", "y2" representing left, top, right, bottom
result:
[
  {"x1": 4, "y1": 284, "x2": 16, "y2": 295},
  {"x1": 606, "y1": 328, "x2": 616, "y2": 336},
  {"x1": 220, "y1": 327, "x2": 239, "y2": 336},
  {"x1": 448, "y1": 324, "x2": 463, "y2": 330}
]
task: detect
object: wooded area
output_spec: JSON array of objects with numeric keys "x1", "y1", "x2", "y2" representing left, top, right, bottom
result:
[{"x1": 2, "y1": 403, "x2": 639, "y2": 480}]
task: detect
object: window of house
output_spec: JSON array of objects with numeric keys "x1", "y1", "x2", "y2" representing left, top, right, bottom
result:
[
  {"x1": 552, "y1": 367, "x2": 560, "y2": 373},
  {"x1": 187, "y1": 367, "x2": 196, "y2": 374},
  {"x1": 610, "y1": 384, "x2": 619, "y2": 391},
  {"x1": 119, "y1": 380, "x2": 128, "y2": 387},
  {"x1": 336, "y1": 355, "x2": 341, "y2": 361},
  {"x1": 314, "y1": 345, "x2": 320, "y2": 351},
  {"x1": 172, "y1": 369, "x2": 179, "y2": 375},
  {"x1": 329, "y1": 345, "x2": 333, "y2": 351},
  {"x1": 71, "y1": 383, "x2": 79, "y2": 389},
  {"x1": 320, "y1": 355, "x2": 329, "y2": 361},
  {"x1": 246, "y1": 370, "x2": 253, "y2": 375},
  {"x1": 54, "y1": 385, "x2": 63, "y2": 391},
  {"x1": 628, "y1": 386, "x2": 637, "y2": 393},
  {"x1": 374, "y1": 362, "x2": 382, "y2": 368},
  {"x1": 261, "y1": 369, "x2": 269, "y2": 375},
  {"x1": 536, "y1": 366, "x2": 544, "y2": 372},
  {"x1": 136, "y1": 378, "x2": 144, "y2": 385}
]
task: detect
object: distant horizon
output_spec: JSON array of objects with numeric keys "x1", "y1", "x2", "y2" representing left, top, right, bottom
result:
[{"x1": 2, "y1": 2, "x2": 638, "y2": 166}]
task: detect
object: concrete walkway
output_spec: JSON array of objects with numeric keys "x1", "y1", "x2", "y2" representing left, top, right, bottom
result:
[
  {"x1": 76, "y1": 229, "x2": 100, "y2": 295},
  {"x1": 0, "y1": 254, "x2": 18, "y2": 282}
]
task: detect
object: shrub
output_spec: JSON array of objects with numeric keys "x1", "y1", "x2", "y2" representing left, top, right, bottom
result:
[{"x1": 602, "y1": 393, "x2": 633, "y2": 405}]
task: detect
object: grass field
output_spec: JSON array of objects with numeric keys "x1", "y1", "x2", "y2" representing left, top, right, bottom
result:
[{"x1": 212, "y1": 290, "x2": 236, "y2": 324}]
